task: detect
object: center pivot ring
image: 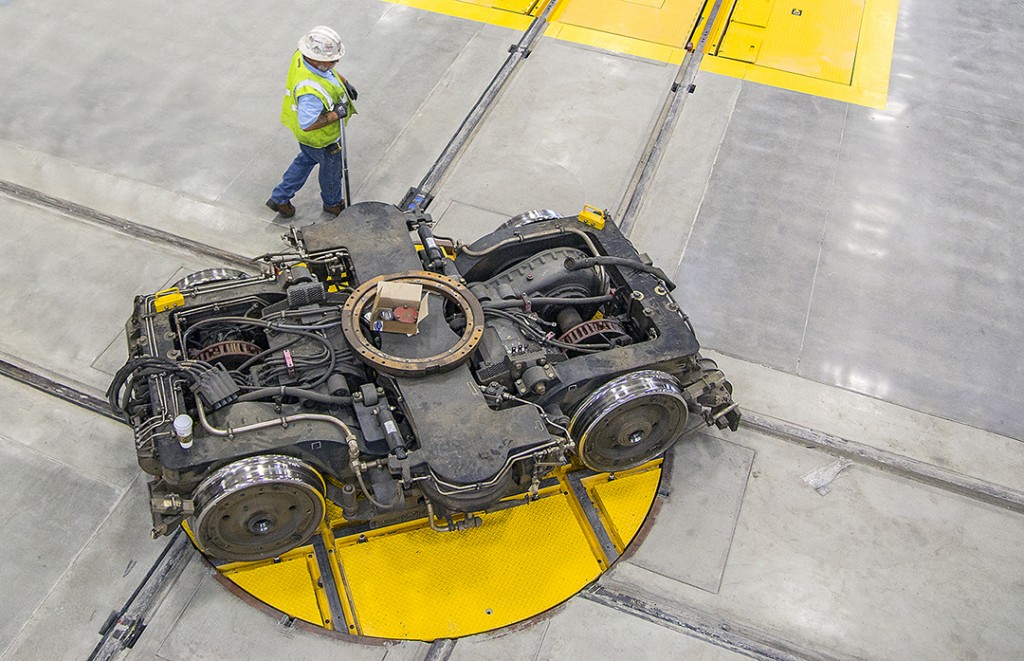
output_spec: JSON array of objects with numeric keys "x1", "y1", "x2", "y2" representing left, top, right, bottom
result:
[{"x1": 341, "y1": 270, "x2": 485, "y2": 377}]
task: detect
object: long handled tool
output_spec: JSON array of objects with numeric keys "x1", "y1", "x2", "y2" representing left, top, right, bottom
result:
[{"x1": 340, "y1": 115, "x2": 351, "y2": 207}]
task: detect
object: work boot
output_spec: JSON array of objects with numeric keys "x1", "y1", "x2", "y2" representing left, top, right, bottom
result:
[
  {"x1": 323, "y1": 202, "x2": 345, "y2": 216},
  {"x1": 266, "y1": 198, "x2": 296, "y2": 218}
]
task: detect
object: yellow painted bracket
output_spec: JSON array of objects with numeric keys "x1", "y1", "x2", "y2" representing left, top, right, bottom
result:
[
  {"x1": 153, "y1": 288, "x2": 184, "y2": 313},
  {"x1": 578, "y1": 204, "x2": 606, "y2": 230}
]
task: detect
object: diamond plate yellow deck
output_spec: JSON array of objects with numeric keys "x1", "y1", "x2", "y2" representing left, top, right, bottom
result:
[
  {"x1": 585, "y1": 466, "x2": 662, "y2": 552},
  {"x1": 220, "y1": 549, "x2": 328, "y2": 627},
  {"x1": 213, "y1": 463, "x2": 662, "y2": 640},
  {"x1": 336, "y1": 489, "x2": 601, "y2": 638}
]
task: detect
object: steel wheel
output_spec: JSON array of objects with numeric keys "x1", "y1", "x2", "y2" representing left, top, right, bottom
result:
[
  {"x1": 569, "y1": 371, "x2": 688, "y2": 472},
  {"x1": 190, "y1": 455, "x2": 325, "y2": 562}
]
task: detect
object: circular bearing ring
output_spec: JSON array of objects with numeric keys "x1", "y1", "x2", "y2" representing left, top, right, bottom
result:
[{"x1": 340, "y1": 271, "x2": 485, "y2": 377}]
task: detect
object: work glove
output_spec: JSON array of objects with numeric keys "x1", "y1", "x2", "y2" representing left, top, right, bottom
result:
[
  {"x1": 343, "y1": 80, "x2": 358, "y2": 102},
  {"x1": 331, "y1": 102, "x2": 348, "y2": 120}
]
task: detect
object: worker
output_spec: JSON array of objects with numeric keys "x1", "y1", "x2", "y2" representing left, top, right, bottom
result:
[{"x1": 266, "y1": 26, "x2": 357, "y2": 218}]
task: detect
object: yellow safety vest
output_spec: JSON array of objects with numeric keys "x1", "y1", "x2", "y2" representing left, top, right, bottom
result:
[{"x1": 279, "y1": 50, "x2": 357, "y2": 148}]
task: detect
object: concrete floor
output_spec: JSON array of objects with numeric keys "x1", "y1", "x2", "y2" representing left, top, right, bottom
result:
[{"x1": 1, "y1": 0, "x2": 1022, "y2": 659}]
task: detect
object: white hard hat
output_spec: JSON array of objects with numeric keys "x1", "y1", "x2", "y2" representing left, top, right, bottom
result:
[{"x1": 298, "y1": 26, "x2": 345, "y2": 62}]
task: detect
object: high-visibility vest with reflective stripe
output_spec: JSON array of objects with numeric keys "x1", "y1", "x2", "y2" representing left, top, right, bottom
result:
[{"x1": 279, "y1": 50, "x2": 356, "y2": 148}]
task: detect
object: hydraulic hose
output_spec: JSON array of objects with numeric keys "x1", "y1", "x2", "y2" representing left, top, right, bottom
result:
[
  {"x1": 481, "y1": 294, "x2": 614, "y2": 310},
  {"x1": 460, "y1": 226, "x2": 601, "y2": 260},
  {"x1": 235, "y1": 387, "x2": 353, "y2": 405},
  {"x1": 563, "y1": 255, "x2": 675, "y2": 290}
]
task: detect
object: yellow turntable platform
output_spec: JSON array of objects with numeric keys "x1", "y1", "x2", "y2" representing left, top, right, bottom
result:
[{"x1": 209, "y1": 461, "x2": 662, "y2": 640}]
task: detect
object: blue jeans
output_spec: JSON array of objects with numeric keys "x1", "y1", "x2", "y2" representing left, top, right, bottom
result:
[{"x1": 270, "y1": 142, "x2": 343, "y2": 207}]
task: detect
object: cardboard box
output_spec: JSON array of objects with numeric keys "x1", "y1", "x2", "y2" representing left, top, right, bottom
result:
[{"x1": 369, "y1": 281, "x2": 429, "y2": 334}]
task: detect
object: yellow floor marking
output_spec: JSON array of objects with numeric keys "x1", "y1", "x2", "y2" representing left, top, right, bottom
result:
[
  {"x1": 382, "y1": 0, "x2": 898, "y2": 107},
  {"x1": 546, "y1": 0, "x2": 705, "y2": 58},
  {"x1": 757, "y1": 0, "x2": 865, "y2": 83},
  {"x1": 388, "y1": 0, "x2": 535, "y2": 31},
  {"x1": 704, "y1": 0, "x2": 899, "y2": 108}
]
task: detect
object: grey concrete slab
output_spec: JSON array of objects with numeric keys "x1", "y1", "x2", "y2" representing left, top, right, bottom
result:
[
  {"x1": 356, "y1": 23, "x2": 517, "y2": 206},
  {"x1": 627, "y1": 435, "x2": 753, "y2": 593},
  {"x1": 449, "y1": 620, "x2": 550, "y2": 661},
  {"x1": 706, "y1": 350, "x2": 1024, "y2": 493},
  {"x1": 628, "y1": 71, "x2": 743, "y2": 274},
  {"x1": 2, "y1": 474, "x2": 167, "y2": 661},
  {"x1": 886, "y1": 0, "x2": 1024, "y2": 123},
  {"x1": 799, "y1": 101, "x2": 1024, "y2": 440},
  {"x1": 0, "y1": 0, "x2": 389, "y2": 203},
  {"x1": 0, "y1": 196, "x2": 208, "y2": 391},
  {"x1": 606, "y1": 428, "x2": 1024, "y2": 660},
  {"x1": 429, "y1": 39, "x2": 676, "y2": 226},
  {"x1": 0, "y1": 376, "x2": 137, "y2": 488},
  {"x1": 0, "y1": 437, "x2": 121, "y2": 655},
  {"x1": 432, "y1": 199, "x2": 514, "y2": 242},
  {"x1": 538, "y1": 598, "x2": 746, "y2": 661},
  {"x1": 152, "y1": 569, "x2": 426, "y2": 661},
  {"x1": 671, "y1": 83, "x2": 847, "y2": 372}
]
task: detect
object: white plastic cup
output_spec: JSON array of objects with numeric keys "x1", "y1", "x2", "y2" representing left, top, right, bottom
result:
[{"x1": 173, "y1": 414, "x2": 194, "y2": 449}]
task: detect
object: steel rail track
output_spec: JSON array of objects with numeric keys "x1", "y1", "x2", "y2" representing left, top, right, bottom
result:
[
  {"x1": 0, "y1": 179, "x2": 253, "y2": 271},
  {"x1": 616, "y1": 0, "x2": 726, "y2": 237},
  {"x1": 86, "y1": 530, "x2": 194, "y2": 661},
  {"x1": 402, "y1": 0, "x2": 562, "y2": 211}
]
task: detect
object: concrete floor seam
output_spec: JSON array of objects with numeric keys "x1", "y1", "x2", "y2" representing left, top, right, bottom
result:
[
  {"x1": 583, "y1": 585, "x2": 826, "y2": 661},
  {"x1": 711, "y1": 437, "x2": 754, "y2": 595},
  {"x1": 214, "y1": 128, "x2": 286, "y2": 204},
  {"x1": 672, "y1": 76, "x2": 741, "y2": 275},
  {"x1": 4, "y1": 475, "x2": 140, "y2": 660},
  {"x1": 153, "y1": 558, "x2": 206, "y2": 656},
  {"x1": 0, "y1": 430, "x2": 130, "y2": 494},
  {"x1": 531, "y1": 619, "x2": 554, "y2": 661},
  {"x1": 0, "y1": 181, "x2": 252, "y2": 270},
  {"x1": 355, "y1": 25, "x2": 490, "y2": 200},
  {"x1": 796, "y1": 104, "x2": 850, "y2": 373}
]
